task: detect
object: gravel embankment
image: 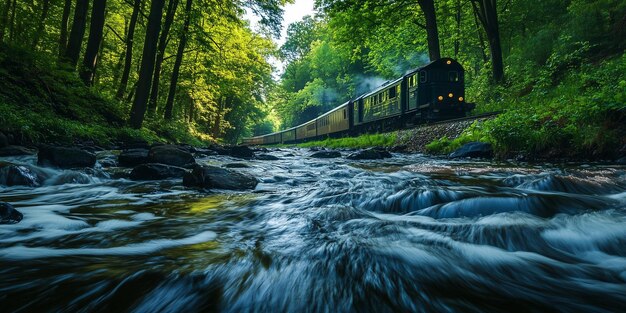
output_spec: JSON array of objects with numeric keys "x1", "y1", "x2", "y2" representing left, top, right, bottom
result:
[{"x1": 395, "y1": 117, "x2": 495, "y2": 153}]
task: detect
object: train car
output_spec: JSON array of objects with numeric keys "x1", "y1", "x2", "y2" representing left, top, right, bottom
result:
[
  {"x1": 406, "y1": 57, "x2": 471, "y2": 119},
  {"x1": 317, "y1": 102, "x2": 350, "y2": 137},
  {"x1": 282, "y1": 127, "x2": 297, "y2": 143},
  {"x1": 242, "y1": 57, "x2": 473, "y2": 145},
  {"x1": 262, "y1": 132, "x2": 282, "y2": 145},
  {"x1": 296, "y1": 120, "x2": 317, "y2": 141},
  {"x1": 353, "y1": 78, "x2": 403, "y2": 131}
]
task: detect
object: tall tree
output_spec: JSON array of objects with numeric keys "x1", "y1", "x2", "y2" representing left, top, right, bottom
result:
[
  {"x1": 80, "y1": 0, "x2": 107, "y2": 85},
  {"x1": 57, "y1": 0, "x2": 73, "y2": 59},
  {"x1": 147, "y1": 0, "x2": 179, "y2": 115},
  {"x1": 0, "y1": 0, "x2": 10, "y2": 41},
  {"x1": 64, "y1": 0, "x2": 90, "y2": 68},
  {"x1": 163, "y1": 0, "x2": 191, "y2": 120},
  {"x1": 470, "y1": 0, "x2": 504, "y2": 83},
  {"x1": 115, "y1": 0, "x2": 141, "y2": 100},
  {"x1": 129, "y1": 0, "x2": 165, "y2": 128},
  {"x1": 418, "y1": 0, "x2": 440, "y2": 60},
  {"x1": 31, "y1": 0, "x2": 51, "y2": 48}
]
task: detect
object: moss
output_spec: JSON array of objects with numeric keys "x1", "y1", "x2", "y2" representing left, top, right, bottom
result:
[{"x1": 0, "y1": 44, "x2": 212, "y2": 146}]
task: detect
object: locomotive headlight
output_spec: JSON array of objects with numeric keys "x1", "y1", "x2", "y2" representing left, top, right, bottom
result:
[
  {"x1": 458, "y1": 97, "x2": 464, "y2": 102},
  {"x1": 446, "y1": 60, "x2": 452, "y2": 65},
  {"x1": 448, "y1": 93, "x2": 454, "y2": 98},
  {"x1": 437, "y1": 96, "x2": 444, "y2": 101}
]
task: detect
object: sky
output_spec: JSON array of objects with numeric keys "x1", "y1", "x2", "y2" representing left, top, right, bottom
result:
[{"x1": 245, "y1": 0, "x2": 316, "y2": 76}]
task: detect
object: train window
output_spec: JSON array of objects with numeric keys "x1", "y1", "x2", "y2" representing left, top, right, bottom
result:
[
  {"x1": 420, "y1": 71, "x2": 427, "y2": 83},
  {"x1": 389, "y1": 87, "x2": 396, "y2": 99},
  {"x1": 343, "y1": 109, "x2": 347, "y2": 119},
  {"x1": 378, "y1": 93, "x2": 383, "y2": 103},
  {"x1": 449, "y1": 71, "x2": 459, "y2": 82}
]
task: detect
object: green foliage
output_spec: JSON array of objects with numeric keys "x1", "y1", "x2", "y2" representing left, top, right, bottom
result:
[
  {"x1": 0, "y1": 44, "x2": 207, "y2": 145},
  {"x1": 295, "y1": 133, "x2": 396, "y2": 149}
]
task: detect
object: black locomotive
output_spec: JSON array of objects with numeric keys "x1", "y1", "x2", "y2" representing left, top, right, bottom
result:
[{"x1": 242, "y1": 58, "x2": 474, "y2": 145}]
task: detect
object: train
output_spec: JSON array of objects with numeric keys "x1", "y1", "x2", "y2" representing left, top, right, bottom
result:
[{"x1": 242, "y1": 58, "x2": 474, "y2": 145}]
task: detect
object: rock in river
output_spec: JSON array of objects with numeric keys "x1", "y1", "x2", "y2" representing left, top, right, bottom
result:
[
  {"x1": 183, "y1": 165, "x2": 258, "y2": 190},
  {"x1": 346, "y1": 148, "x2": 392, "y2": 160},
  {"x1": 310, "y1": 151, "x2": 342, "y2": 158},
  {"x1": 129, "y1": 163, "x2": 188, "y2": 180},
  {"x1": 118, "y1": 148, "x2": 150, "y2": 167},
  {"x1": 229, "y1": 145, "x2": 255, "y2": 159},
  {"x1": 0, "y1": 162, "x2": 49, "y2": 187},
  {"x1": 0, "y1": 202, "x2": 23, "y2": 224},
  {"x1": 38, "y1": 145, "x2": 96, "y2": 168},
  {"x1": 449, "y1": 142, "x2": 493, "y2": 159},
  {"x1": 147, "y1": 145, "x2": 195, "y2": 167}
]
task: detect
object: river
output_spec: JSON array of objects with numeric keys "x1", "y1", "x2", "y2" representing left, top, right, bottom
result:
[{"x1": 1, "y1": 149, "x2": 625, "y2": 312}]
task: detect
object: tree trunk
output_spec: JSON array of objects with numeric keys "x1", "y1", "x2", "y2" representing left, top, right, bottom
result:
[
  {"x1": 147, "y1": 0, "x2": 179, "y2": 115},
  {"x1": 80, "y1": 0, "x2": 107, "y2": 86},
  {"x1": 116, "y1": 0, "x2": 141, "y2": 100},
  {"x1": 129, "y1": 0, "x2": 165, "y2": 129},
  {"x1": 163, "y1": 0, "x2": 192, "y2": 121},
  {"x1": 7, "y1": 0, "x2": 15, "y2": 42},
  {"x1": 0, "y1": 0, "x2": 11, "y2": 42},
  {"x1": 31, "y1": 0, "x2": 51, "y2": 48},
  {"x1": 471, "y1": 0, "x2": 504, "y2": 83},
  {"x1": 57, "y1": 0, "x2": 72, "y2": 59},
  {"x1": 64, "y1": 0, "x2": 90, "y2": 69},
  {"x1": 418, "y1": 0, "x2": 440, "y2": 61}
]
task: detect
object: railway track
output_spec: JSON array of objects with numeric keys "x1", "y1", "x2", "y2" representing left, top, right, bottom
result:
[{"x1": 416, "y1": 111, "x2": 501, "y2": 128}]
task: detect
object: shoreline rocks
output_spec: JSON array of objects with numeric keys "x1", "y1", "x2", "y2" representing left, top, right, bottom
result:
[
  {"x1": 0, "y1": 202, "x2": 22, "y2": 224},
  {"x1": 183, "y1": 165, "x2": 258, "y2": 190},
  {"x1": 449, "y1": 142, "x2": 493, "y2": 159},
  {"x1": 37, "y1": 145, "x2": 96, "y2": 168}
]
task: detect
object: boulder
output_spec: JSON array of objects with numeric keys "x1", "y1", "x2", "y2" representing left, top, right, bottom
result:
[
  {"x1": 346, "y1": 148, "x2": 392, "y2": 160},
  {"x1": 0, "y1": 132, "x2": 7, "y2": 148},
  {"x1": 449, "y1": 142, "x2": 493, "y2": 159},
  {"x1": 147, "y1": 145, "x2": 195, "y2": 167},
  {"x1": 118, "y1": 149, "x2": 150, "y2": 167},
  {"x1": 0, "y1": 145, "x2": 37, "y2": 157},
  {"x1": 256, "y1": 154, "x2": 280, "y2": 160},
  {"x1": 310, "y1": 151, "x2": 342, "y2": 158},
  {"x1": 129, "y1": 163, "x2": 188, "y2": 181},
  {"x1": 0, "y1": 162, "x2": 49, "y2": 187},
  {"x1": 616, "y1": 156, "x2": 626, "y2": 165},
  {"x1": 38, "y1": 145, "x2": 96, "y2": 168},
  {"x1": 229, "y1": 145, "x2": 255, "y2": 159},
  {"x1": 0, "y1": 202, "x2": 22, "y2": 224},
  {"x1": 183, "y1": 165, "x2": 258, "y2": 190}
]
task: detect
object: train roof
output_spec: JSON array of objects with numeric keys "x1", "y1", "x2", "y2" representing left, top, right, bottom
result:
[{"x1": 316, "y1": 101, "x2": 350, "y2": 119}]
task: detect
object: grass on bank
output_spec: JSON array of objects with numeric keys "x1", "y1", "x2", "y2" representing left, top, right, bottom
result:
[
  {"x1": 0, "y1": 44, "x2": 212, "y2": 146},
  {"x1": 282, "y1": 133, "x2": 397, "y2": 149}
]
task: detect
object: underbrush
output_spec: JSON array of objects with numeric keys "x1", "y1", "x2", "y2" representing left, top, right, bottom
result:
[{"x1": 0, "y1": 44, "x2": 212, "y2": 146}]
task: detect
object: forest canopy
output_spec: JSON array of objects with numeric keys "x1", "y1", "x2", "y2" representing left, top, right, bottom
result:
[{"x1": 0, "y1": 0, "x2": 624, "y2": 149}]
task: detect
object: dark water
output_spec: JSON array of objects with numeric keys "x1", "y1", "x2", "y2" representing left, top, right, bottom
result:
[{"x1": 1, "y1": 150, "x2": 625, "y2": 312}]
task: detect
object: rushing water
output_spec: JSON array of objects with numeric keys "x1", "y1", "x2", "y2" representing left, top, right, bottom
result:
[{"x1": 1, "y1": 149, "x2": 625, "y2": 312}]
